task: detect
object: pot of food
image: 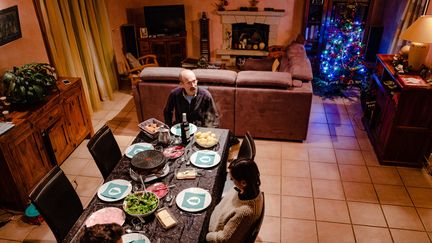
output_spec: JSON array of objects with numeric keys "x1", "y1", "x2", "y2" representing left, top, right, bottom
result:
[{"x1": 131, "y1": 150, "x2": 167, "y2": 176}]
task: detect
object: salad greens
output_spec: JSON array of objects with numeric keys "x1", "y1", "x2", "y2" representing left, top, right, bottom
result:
[{"x1": 124, "y1": 192, "x2": 159, "y2": 215}]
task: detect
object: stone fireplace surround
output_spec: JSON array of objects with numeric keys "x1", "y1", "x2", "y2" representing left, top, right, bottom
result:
[{"x1": 216, "y1": 10, "x2": 284, "y2": 66}]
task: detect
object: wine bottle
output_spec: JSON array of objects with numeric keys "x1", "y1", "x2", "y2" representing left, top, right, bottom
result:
[{"x1": 180, "y1": 113, "x2": 190, "y2": 144}]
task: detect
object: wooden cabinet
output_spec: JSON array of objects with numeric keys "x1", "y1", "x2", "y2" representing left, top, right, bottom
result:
[
  {"x1": 0, "y1": 77, "x2": 93, "y2": 210},
  {"x1": 140, "y1": 36, "x2": 186, "y2": 67},
  {"x1": 362, "y1": 54, "x2": 432, "y2": 167}
]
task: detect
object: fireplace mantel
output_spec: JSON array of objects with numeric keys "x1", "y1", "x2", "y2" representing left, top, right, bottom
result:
[{"x1": 216, "y1": 10, "x2": 285, "y2": 66}]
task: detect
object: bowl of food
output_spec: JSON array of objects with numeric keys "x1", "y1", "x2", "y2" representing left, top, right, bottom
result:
[
  {"x1": 138, "y1": 118, "x2": 166, "y2": 138},
  {"x1": 195, "y1": 131, "x2": 218, "y2": 148},
  {"x1": 123, "y1": 191, "x2": 159, "y2": 217}
]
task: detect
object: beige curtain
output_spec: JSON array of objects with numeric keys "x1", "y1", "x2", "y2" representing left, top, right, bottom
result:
[
  {"x1": 36, "y1": 0, "x2": 119, "y2": 112},
  {"x1": 390, "y1": 0, "x2": 429, "y2": 53}
]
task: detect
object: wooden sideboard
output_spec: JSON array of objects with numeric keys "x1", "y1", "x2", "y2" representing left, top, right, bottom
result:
[
  {"x1": 0, "y1": 77, "x2": 93, "y2": 210},
  {"x1": 362, "y1": 54, "x2": 432, "y2": 167}
]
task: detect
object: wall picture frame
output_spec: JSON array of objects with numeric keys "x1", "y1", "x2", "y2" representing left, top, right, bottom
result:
[
  {"x1": 0, "y1": 5, "x2": 22, "y2": 46},
  {"x1": 140, "y1": 27, "x2": 148, "y2": 38}
]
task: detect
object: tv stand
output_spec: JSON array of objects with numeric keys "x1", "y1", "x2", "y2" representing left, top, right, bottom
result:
[{"x1": 139, "y1": 36, "x2": 186, "y2": 67}]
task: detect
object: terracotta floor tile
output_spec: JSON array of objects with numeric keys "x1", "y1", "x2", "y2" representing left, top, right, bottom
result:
[
  {"x1": 315, "y1": 198, "x2": 350, "y2": 223},
  {"x1": 353, "y1": 225, "x2": 392, "y2": 243},
  {"x1": 390, "y1": 229, "x2": 431, "y2": 243},
  {"x1": 92, "y1": 109, "x2": 111, "y2": 120},
  {"x1": 281, "y1": 196, "x2": 315, "y2": 220},
  {"x1": 406, "y1": 187, "x2": 432, "y2": 208},
  {"x1": 312, "y1": 179, "x2": 345, "y2": 200},
  {"x1": 312, "y1": 95, "x2": 323, "y2": 104},
  {"x1": 311, "y1": 102, "x2": 325, "y2": 113},
  {"x1": 309, "y1": 112, "x2": 328, "y2": 124},
  {"x1": 0, "y1": 216, "x2": 36, "y2": 241},
  {"x1": 332, "y1": 136, "x2": 360, "y2": 150},
  {"x1": 80, "y1": 160, "x2": 103, "y2": 178},
  {"x1": 255, "y1": 142, "x2": 282, "y2": 160},
  {"x1": 398, "y1": 167, "x2": 432, "y2": 188},
  {"x1": 335, "y1": 149, "x2": 365, "y2": 165},
  {"x1": 324, "y1": 103, "x2": 348, "y2": 115},
  {"x1": 257, "y1": 216, "x2": 281, "y2": 243},
  {"x1": 256, "y1": 157, "x2": 281, "y2": 176},
  {"x1": 417, "y1": 208, "x2": 432, "y2": 232},
  {"x1": 362, "y1": 151, "x2": 380, "y2": 166},
  {"x1": 281, "y1": 146, "x2": 308, "y2": 161},
  {"x1": 264, "y1": 193, "x2": 281, "y2": 217},
  {"x1": 80, "y1": 196, "x2": 93, "y2": 209},
  {"x1": 281, "y1": 218, "x2": 317, "y2": 243},
  {"x1": 310, "y1": 162, "x2": 340, "y2": 180},
  {"x1": 382, "y1": 205, "x2": 424, "y2": 230},
  {"x1": 368, "y1": 166, "x2": 403, "y2": 185},
  {"x1": 328, "y1": 124, "x2": 356, "y2": 137},
  {"x1": 281, "y1": 177, "x2": 312, "y2": 197},
  {"x1": 357, "y1": 137, "x2": 374, "y2": 151},
  {"x1": 60, "y1": 157, "x2": 90, "y2": 176},
  {"x1": 74, "y1": 176, "x2": 103, "y2": 197},
  {"x1": 69, "y1": 140, "x2": 92, "y2": 160},
  {"x1": 106, "y1": 119, "x2": 122, "y2": 131},
  {"x1": 348, "y1": 202, "x2": 387, "y2": 227},
  {"x1": 326, "y1": 113, "x2": 352, "y2": 125},
  {"x1": 343, "y1": 182, "x2": 378, "y2": 203},
  {"x1": 308, "y1": 148, "x2": 337, "y2": 163},
  {"x1": 261, "y1": 175, "x2": 281, "y2": 195},
  {"x1": 339, "y1": 165, "x2": 371, "y2": 183},
  {"x1": 308, "y1": 122, "x2": 330, "y2": 135},
  {"x1": 306, "y1": 134, "x2": 334, "y2": 148},
  {"x1": 316, "y1": 221, "x2": 355, "y2": 243},
  {"x1": 375, "y1": 184, "x2": 413, "y2": 206},
  {"x1": 281, "y1": 160, "x2": 310, "y2": 178},
  {"x1": 25, "y1": 222, "x2": 56, "y2": 242},
  {"x1": 114, "y1": 134, "x2": 135, "y2": 147}
]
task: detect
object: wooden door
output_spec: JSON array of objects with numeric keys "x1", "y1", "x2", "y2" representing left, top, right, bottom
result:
[
  {"x1": 48, "y1": 116, "x2": 74, "y2": 164},
  {"x1": 63, "y1": 85, "x2": 90, "y2": 147}
]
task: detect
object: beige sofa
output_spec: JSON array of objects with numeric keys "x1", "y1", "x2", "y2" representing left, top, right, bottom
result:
[{"x1": 133, "y1": 43, "x2": 313, "y2": 141}]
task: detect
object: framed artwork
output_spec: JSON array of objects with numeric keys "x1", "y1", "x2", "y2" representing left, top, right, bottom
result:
[
  {"x1": 140, "y1": 27, "x2": 148, "y2": 38},
  {"x1": 0, "y1": 6, "x2": 22, "y2": 46}
]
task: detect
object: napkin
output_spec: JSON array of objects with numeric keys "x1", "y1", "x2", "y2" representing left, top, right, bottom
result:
[
  {"x1": 128, "y1": 145, "x2": 150, "y2": 157},
  {"x1": 195, "y1": 152, "x2": 215, "y2": 166},
  {"x1": 128, "y1": 240, "x2": 145, "y2": 243},
  {"x1": 100, "y1": 182, "x2": 129, "y2": 199},
  {"x1": 181, "y1": 192, "x2": 206, "y2": 209}
]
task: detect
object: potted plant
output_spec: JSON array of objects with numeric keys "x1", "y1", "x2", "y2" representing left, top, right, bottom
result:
[{"x1": 1, "y1": 63, "x2": 58, "y2": 109}]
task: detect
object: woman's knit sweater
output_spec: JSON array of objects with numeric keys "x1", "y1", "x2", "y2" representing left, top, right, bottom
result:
[{"x1": 206, "y1": 187, "x2": 263, "y2": 243}]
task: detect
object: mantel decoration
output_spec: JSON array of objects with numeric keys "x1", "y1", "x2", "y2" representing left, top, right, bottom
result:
[
  {"x1": 215, "y1": 0, "x2": 229, "y2": 11},
  {"x1": 1, "y1": 63, "x2": 58, "y2": 109}
]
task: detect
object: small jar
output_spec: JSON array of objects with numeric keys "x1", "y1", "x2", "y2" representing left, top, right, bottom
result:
[{"x1": 2, "y1": 110, "x2": 10, "y2": 122}]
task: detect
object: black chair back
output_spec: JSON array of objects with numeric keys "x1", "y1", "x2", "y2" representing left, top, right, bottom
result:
[
  {"x1": 29, "y1": 166, "x2": 83, "y2": 242},
  {"x1": 87, "y1": 124, "x2": 122, "y2": 180},
  {"x1": 244, "y1": 192, "x2": 265, "y2": 243},
  {"x1": 238, "y1": 131, "x2": 256, "y2": 160}
]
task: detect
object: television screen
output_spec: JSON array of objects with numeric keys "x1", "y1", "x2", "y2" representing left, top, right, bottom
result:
[{"x1": 144, "y1": 5, "x2": 186, "y2": 37}]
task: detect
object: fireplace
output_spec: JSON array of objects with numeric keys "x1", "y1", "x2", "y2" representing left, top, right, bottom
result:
[
  {"x1": 216, "y1": 10, "x2": 284, "y2": 66},
  {"x1": 231, "y1": 23, "x2": 269, "y2": 50}
]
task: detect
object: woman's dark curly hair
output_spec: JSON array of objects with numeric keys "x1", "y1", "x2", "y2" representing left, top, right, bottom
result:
[
  {"x1": 229, "y1": 158, "x2": 261, "y2": 197},
  {"x1": 80, "y1": 223, "x2": 124, "y2": 243}
]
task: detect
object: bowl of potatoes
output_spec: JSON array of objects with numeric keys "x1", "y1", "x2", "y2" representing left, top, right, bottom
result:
[{"x1": 195, "y1": 131, "x2": 218, "y2": 148}]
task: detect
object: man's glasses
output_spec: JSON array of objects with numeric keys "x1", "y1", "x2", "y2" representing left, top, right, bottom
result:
[{"x1": 182, "y1": 79, "x2": 198, "y2": 85}]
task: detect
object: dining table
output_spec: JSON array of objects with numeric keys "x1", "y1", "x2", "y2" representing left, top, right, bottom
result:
[{"x1": 63, "y1": 127, "x2": 230, "y2": 243}]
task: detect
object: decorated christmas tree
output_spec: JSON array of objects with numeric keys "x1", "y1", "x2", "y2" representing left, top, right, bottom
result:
[{"x1": 315, "y1": 3, "x2": 368, "y2": 96}]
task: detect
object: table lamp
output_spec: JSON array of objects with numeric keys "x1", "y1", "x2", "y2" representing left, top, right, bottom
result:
[{"x1": 400, "y1": 15, "x2": 432, "y2": 71}]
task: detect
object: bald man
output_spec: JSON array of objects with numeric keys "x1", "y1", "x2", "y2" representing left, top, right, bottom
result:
[{"x1": 163, "y1": 69, "x2": 220, "y2": 128}]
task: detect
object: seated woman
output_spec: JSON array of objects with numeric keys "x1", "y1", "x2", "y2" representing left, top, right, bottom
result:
[
  {"x1": 206, "y1": 158, "x2": 264, "y2": 243},
  {"x1": 80, "y1": 223, "x2": 124, "y2": 243}
]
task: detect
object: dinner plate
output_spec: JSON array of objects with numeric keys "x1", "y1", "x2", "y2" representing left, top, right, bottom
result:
[
  {"x1": 125, "y1": 143, "x2": 154, "y2": 159},
  {"x1": 146, "y1": 182, "x2": 169, "y2": 199},
  {"x1": 176, "y1": 187, "x2": 212, "y2": 212},
  {"x1": 170, "y1": 123, "x2": 198, "y2": 136},
  {"x1": 190, "y1": 150, "x2": 221, "y2": 168},
  {"x1": 85, "y1": 207, "x2": 126, "y2": 227},
  {"x1": 122, "y1": 233, "x2": 151, "y2": 243},
  {"x1": 97, "y1": 179, "x2": 132, "y2": 202}
]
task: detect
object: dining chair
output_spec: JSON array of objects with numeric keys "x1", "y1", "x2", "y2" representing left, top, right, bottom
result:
[
  {"x1": 87, "y1": 124, "x2": 122, "y2": 180},
  {"x1": 237, "y1": 131, "x2": 256, "y2": 160},
  {"x1": 122, "y1": 52, "x2": 159, "y2": 86},
  {"x1": 29, "y1": 166, "x2": 83, "y2": 242},
  {"x1": 244, "y1": 192, "x2": 265, "y2": 243}
]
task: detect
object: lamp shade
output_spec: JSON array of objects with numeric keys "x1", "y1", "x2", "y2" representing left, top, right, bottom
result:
[{"x1": 400, "y1": 15, "x2": 432, "y2": 43}]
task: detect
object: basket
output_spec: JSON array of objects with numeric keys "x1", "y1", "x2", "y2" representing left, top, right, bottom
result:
[{"x1": 138, "y1": 118, "x2": 166, "y2": 138}]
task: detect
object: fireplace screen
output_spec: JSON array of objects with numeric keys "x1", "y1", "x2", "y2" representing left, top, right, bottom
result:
[{"x1": 231, "y1": 23, "x2": 269, "y2": 50}]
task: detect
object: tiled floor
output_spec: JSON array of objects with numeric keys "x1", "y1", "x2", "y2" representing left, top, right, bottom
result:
[{"x1": 0, "y1": 91, "x2": 431, "y2": 243}]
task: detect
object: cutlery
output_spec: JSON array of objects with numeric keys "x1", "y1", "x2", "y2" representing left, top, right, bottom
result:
[
  {"x1": 125, "y1": 228, "x2": 147, "y2": 234},
  {"x1": 168, "y1": 195, "x2": 176, "y2": 207}
]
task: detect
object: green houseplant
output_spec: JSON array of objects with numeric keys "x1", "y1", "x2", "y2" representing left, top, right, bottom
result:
[{"x1": 1, "y1": 63, "x2": 57, "y2": 109}]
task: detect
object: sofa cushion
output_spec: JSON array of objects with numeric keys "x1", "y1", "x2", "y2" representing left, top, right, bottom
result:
[
  {"x1": 243, "y1": 58, "x2": 273, "y2": 71},
  {"x1": 140, "y1": 67, "x2": 184, "y2": 81},
  {"x1": 237, "y1": 71, "x2": 292, "y2": 88},
  {"x1": 192, "y1": 69, "x2": 237, "y2": 85},
  {"x1": 286, "y1": 43, "x2": 307, "y2": 57},
  {"x1": 288, "y1": 56, "x2": 313, "y2": 81}
]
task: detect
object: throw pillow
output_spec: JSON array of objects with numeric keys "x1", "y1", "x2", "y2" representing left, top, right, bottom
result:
[{"x1": 272, "y1": 58, "x2": 280, "y2": 72}]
